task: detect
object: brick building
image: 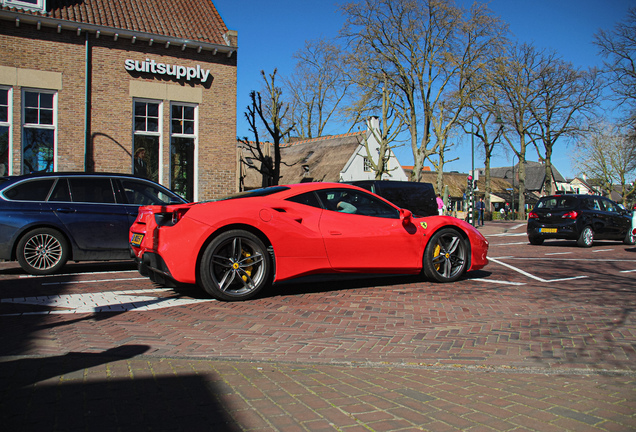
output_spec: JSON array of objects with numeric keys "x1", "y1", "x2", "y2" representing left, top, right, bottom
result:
[{"x1": 0, "y1": 0, "x2": 238, "y2": 201}]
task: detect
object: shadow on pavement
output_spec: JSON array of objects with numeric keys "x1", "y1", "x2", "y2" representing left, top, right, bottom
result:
[{"x1": 0, "y1": 345, "x2": 240, "y2": 432}]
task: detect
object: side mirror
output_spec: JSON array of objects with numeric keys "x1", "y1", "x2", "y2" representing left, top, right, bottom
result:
[{"x1": 400, "y1": 208, "x2": 413, "y2": 226}]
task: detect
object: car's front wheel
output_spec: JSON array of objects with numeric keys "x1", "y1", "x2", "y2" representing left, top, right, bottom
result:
[
  {"x1": 16, "y1": 228, "x2": 69, "y2": 275},
  {"x1": 577, "y1": 226, "x2": 594, "y2": 247},
  {"x1": 422, "y1": 228, "x2": 468, "y2": 282},
  {"x1": 199, "y1": 230, "x2": 272, "y2": 301}
]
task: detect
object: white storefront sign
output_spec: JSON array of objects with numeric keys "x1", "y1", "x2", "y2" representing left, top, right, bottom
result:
[{"x1": 124, "y1": 59, "x2": 212, "y2": 83}]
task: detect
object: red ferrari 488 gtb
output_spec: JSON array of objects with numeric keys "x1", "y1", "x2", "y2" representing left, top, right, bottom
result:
[{"x1": 130, "y1": 183, "x2": 488, "y2": 301}]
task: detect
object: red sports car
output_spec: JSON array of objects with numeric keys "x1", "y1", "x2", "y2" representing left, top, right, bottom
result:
[{"x1": 129, "y1": 183, "x2": 488, "y2": 301}]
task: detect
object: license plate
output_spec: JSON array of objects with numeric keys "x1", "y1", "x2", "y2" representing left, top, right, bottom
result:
[
  {"x1": 540, "y1": 228, "x2": 557, "y2": 233},
  {"x1": 130, "y1": 233, "x2": 144, "y2": 247}
]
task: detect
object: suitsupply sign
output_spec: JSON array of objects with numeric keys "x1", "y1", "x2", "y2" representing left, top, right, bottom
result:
[{"x1": 125, "y1": 59, "x2": 212, "y2": 83}]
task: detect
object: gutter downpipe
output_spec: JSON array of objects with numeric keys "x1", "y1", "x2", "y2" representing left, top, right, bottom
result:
[{"x1": 84, "y1": 31, "x2": 92, "y2": 172}]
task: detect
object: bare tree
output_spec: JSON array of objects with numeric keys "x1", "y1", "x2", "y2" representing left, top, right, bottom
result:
[
  {"x1": 461, "y1": 103, "x2": 504, "y2": 212},
  {"x1": 239, "y1": 70, "x2": 294, "y2": 187},
  {"x1": 358, "y1": 74, "x2": 404, "y2": 180},
  {"x1": 340, "y1": 0, "x2": 505, "y2": 182},
  {"x1": 284, "y1": 39, "x2": 349, "y2": 138},
  {"x1": 576, "y1": 123, "x2": 636, "y2": 202},
  {"x1": 491, "y1": 43, "x2": 545, "y2": 219},
  {"x1": 529, "y1": 59, "x2": 602, "y2": 194},
  {"x1": 595, "y1": 7, "x2": 636, "y2": 127}
]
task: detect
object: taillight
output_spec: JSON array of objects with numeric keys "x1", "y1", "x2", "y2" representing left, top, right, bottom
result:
[
  {"x1": 172, "y1": 208, "x2": 190, "y2": 224},
  {"x1": 562, "y1": 211, "x2": 578, "y2": 219},
  {"x1": 155, "y1": 208, "x2": 190, "y2": 226},
  {"x1": 528, "y1": 211, "x2": 538, "y2": 219}
]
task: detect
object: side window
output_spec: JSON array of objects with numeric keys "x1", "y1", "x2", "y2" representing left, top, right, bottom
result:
[
  {"x1": 69, "y1": 178, "x2": 115, "y2": 203},
  {"x1": 49, "y1": 178, "x2": 71, "y2": 202},
  {"x1": 286, "y1": 192, "x2": 322, "y2": 208},
  {"x1": 602, "y1": 199, "x2": 618, "y2": 213},
  {"x1": 316, "y1": 189, "x2": 399, "y2": 219},
  {"x1": 120, "y1": 179, "x2": 180, "y2": 205},
  {"x1": 3, "y1": 178, "x2": 54, "y2": 201},
  {"x1": 588, "y1": 198, "x2": 601, "y2": 211}
]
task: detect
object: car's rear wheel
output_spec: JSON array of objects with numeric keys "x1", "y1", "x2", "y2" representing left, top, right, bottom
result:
[
  {"x1": 624, "y1": 228, "x2": 636, "y2": 245},
  {"x1": 528, "y1": 236, "x2": 544, "y2": 245},
  {"x1": 16, "y1": 228, "x2": 69, "y2": 275},
  {"x1": 423, "y1": 228, "x2": 467, "y2": 282},
  {"x1": 199, "y1": 230, "x2": 271, "y2": 301},
  {"x1": 577, "y1": 226, "x2": 594, "y2": 247}
]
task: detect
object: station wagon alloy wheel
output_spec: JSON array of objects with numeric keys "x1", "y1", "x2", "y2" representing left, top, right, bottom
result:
[
  {"x1": 17, "y1": 228, "x2": 69, "y2": 275},
  {"x1": 200, "y1": 230, "x2": 272, "y2": 301}
]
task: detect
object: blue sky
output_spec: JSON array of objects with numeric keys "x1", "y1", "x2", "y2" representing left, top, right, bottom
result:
[{"x1": 213, "y1": 0, "x2": 634, "y2": 178}]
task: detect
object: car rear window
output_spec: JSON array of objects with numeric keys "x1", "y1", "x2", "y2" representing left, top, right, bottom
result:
[
  {"x1": 3, "y1": 179, "x2": 55, "y2": 201},
  {"x1": 536, "y1": 196, "x2": 577, "y2": 210}
]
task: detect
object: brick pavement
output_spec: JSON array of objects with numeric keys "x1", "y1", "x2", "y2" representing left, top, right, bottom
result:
[{"x1": 1, "y1": 220, "x2": 635, "y2": 431}]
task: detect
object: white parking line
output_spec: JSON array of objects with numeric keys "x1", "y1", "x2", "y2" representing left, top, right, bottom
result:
[
  {"x1": 489, "y1": 242, "x2": 528, "y2": 246},
  {"x1": 487, "y1": 233, "x2": 528, "y2": 237},
  {"x1": 545, "y1": 252, "x2": 572, "y2": 256},
  {"x1": 0, "y1": 289, "x2": 215, "y2": 316},
  {"x1": 620, "y1": 269, "x2": 636, "y2": 273},
  {"x1": 592, "y1": 249, "x2": 615, "y2": 253},
  {"x1": 488, "y1": 257, "x2": 588, "y2": 283}
]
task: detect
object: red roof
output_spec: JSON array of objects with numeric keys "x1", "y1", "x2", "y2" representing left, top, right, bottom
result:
[{"x1": 2, "y1": 0, "x2": 232, "y2": 46}]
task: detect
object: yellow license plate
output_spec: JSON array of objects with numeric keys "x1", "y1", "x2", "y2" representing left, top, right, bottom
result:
[
  {"x1": 130, "y1": 233, "x2": 144, "y2": 247},
  {"x1": 540, "y1": 228, "x2": 557, "y2": 233}
]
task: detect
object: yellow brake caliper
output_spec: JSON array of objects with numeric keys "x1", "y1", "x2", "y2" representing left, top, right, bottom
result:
[{"x1": 433, "y1": 244, "x2": 441, "y2": 271}]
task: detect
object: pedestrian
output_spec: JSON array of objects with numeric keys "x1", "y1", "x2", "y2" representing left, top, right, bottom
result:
[
  {"x1": 476, "y1": 197, "x2": 485, "y2": 226},
  {"x1": 436, "y1": 194, "x2": 445, "y2": 216},
  {"x1": 504, "y1": 202, "x2": 511, "y2": 220},
  {"x1": 134, "y1": 147, "x2": 148, "y2": 178}
]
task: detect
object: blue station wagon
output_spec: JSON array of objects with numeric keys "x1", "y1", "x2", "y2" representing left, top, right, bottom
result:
[{"x1": 0, "y1": 172, "x2": 186, "y2": 274}]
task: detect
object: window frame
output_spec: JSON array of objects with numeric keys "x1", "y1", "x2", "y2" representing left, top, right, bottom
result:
[
  {"x1": 0, "y1": 86, "x2": 11, "y2": 176},
  {"x1": 132, "y1": 98, "x2": 163, "y2": 183},
  {"x1": 169, "y1": 101, "x2": 198, "y2": 201},
  {"x1": 21, "y1": 88, "x2": 57, "y2": 174}
]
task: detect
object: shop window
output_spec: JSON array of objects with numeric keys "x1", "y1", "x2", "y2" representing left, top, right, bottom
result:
[
  {"x1": 170, "y1": 103, "x2": 197, "y2": 201},
  {"x1": 0, "y1": 87, "x2": 9, "y2": 176},
  {"x1": 133, "y1": 100, "x2": 161, "y2": 183},
  {"x1": 22, "y1": 90, "x2": 56, "y2": 174}
]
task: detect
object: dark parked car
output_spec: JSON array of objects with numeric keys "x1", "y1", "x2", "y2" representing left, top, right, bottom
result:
[
  {"x1": 347, "y1": 180, "x2": 437, "y2": 217},
  {"x1": 527, "y1": 194, "x2": 635, "y2": 247},
  {"x1": 0, "y1": 172, "x2": 186, "y2": 274}
]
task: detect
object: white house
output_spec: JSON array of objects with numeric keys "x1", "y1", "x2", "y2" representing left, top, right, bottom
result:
[{"x1": 338, "y1": 117, "x2": 408, "y2": 182}]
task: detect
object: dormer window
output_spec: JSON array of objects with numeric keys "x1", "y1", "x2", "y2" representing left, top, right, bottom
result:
[{"x1": 3, "y1": 0, "x2": 45, "y2": 12}]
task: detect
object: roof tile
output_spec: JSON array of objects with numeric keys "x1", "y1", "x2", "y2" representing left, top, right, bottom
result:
[{"x1": 2, "y1": 0, "x2": 232, "y2": 46}]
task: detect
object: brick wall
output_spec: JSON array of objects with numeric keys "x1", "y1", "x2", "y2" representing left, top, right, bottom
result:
[{"x1": 0, "y1": 21, "x2": 237, "y2": 200}]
